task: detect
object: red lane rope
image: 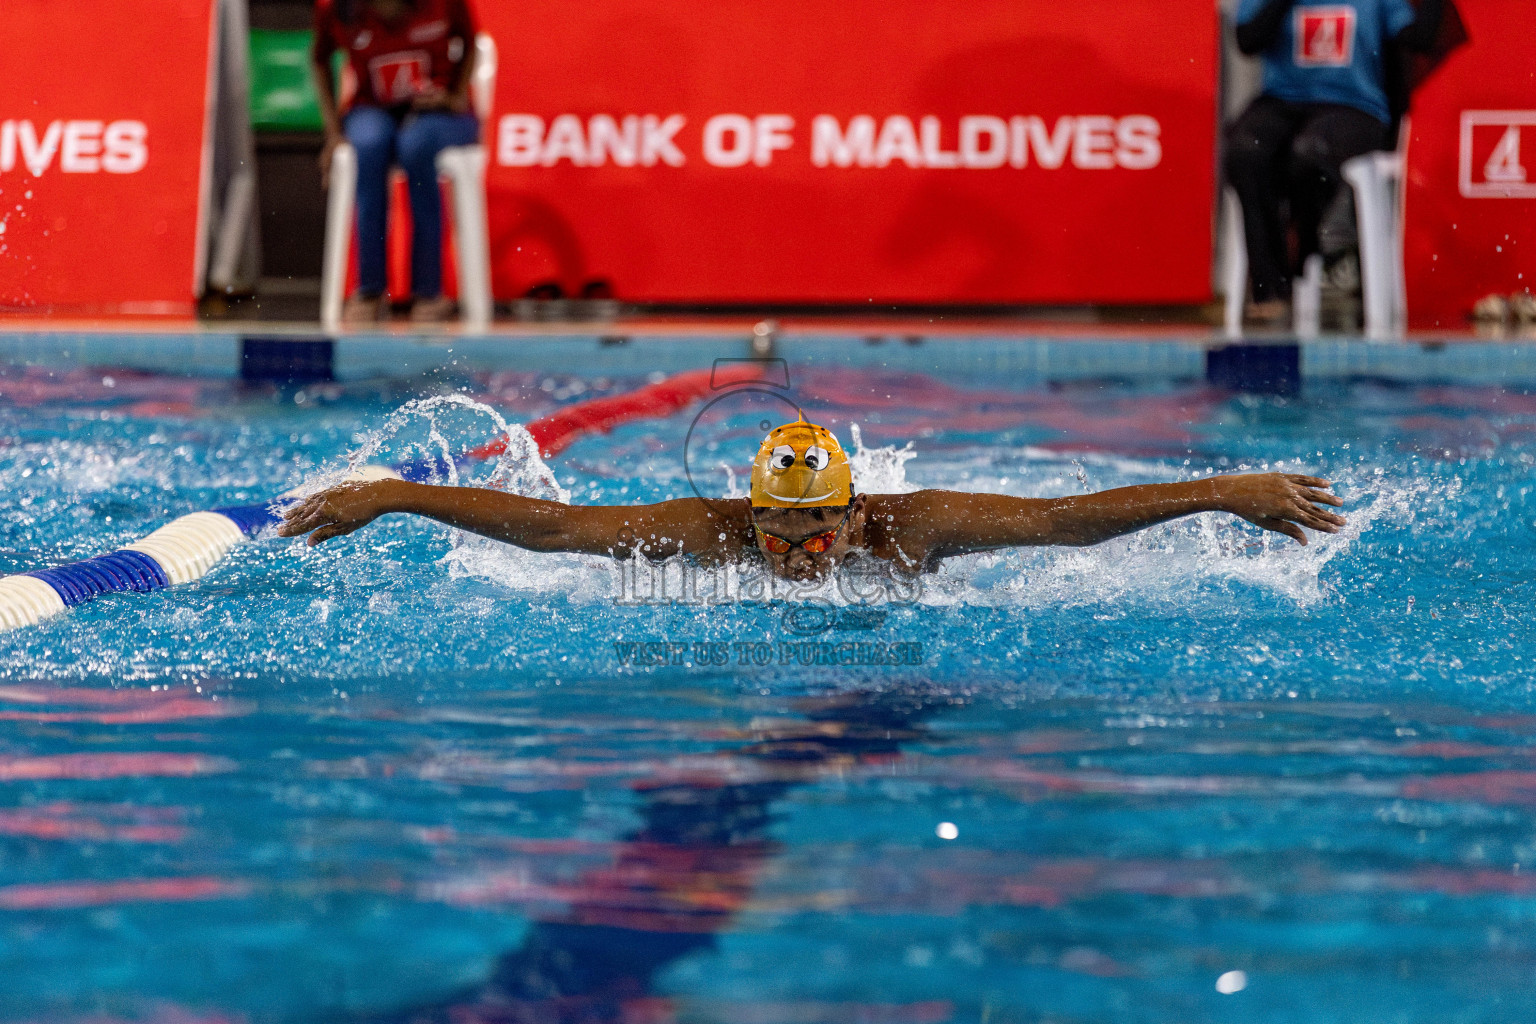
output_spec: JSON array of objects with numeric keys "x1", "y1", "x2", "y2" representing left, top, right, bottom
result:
[{"x1": 467, "y1": 364, "x2": 777, "y2": 461}]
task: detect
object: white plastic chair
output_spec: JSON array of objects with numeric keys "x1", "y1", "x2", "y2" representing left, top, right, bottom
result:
[
  {"x1": 321, "y1": 33, "x2": 496, "y2": 331},
  {"x1": 1223, "y1": 141, "x2": 1404, "y2": 340}
]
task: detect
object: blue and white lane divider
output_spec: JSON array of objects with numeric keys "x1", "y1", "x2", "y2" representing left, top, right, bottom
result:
[{"x1": 0, "y1": 464, "x2": 421, "y2": 632}]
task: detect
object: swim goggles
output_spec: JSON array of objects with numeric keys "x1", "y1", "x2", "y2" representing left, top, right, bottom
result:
[{"x1": 752, "y1": 507, "x2": 850, "y2": 555}]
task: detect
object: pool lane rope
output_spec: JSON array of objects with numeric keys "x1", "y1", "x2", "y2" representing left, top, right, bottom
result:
[{"x1": 0, "y1": 366, "x2": 765, "y2": 633}]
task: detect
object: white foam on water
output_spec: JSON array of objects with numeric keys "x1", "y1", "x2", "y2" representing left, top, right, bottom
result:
[{"x1": 0, "y1": 437, "x2": 253, "y2": 497}]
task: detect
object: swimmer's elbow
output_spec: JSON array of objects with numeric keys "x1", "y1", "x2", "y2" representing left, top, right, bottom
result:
[
  {"x1": 516, "y1": 528, "x2": 571, "y2": 553},
  {"x1": 1036, "y1": 518, "x2": 1108, "y2": 547},
  {"x1": 503, "y1": 509, "x2": 587, "y2": 552},
  {"x1": 521, "y1": 519, "x2": 644, "y2": 558},
  {"x1": 1017, "y1": 503, "x2": 1096, "y2": 546},
  {"x1": 1038, "y1": 495, "x2": 1144, "y2": 546},
  {"x1": 485, "y1": 524, "x2": 563, "y2": 552}
]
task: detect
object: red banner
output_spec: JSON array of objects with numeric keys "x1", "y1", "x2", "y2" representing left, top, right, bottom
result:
[
  {"x1": 0, "y1": 0, "x2": 214, "y2": 315},
  {"x1": 1404, "y1": 0, "x2": 1536, "y2": 328},
  {"x1": 480, "y1": 0, "x2": 1219, "y2": 305}
]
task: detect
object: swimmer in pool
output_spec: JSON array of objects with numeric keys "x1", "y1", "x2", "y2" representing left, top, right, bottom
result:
[{"x1": 278, "y1": 416, "x2": 1346, "y2": 579}]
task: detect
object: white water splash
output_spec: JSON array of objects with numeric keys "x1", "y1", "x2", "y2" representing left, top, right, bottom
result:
[
  {"x1": 718, "y1": 461, "x2": 744, "y2": 499},
  {"x1": 275, "y1": 394, "x2": 594, "y2": 595},
  {"x1": 409, "y1": 402, "x2": 600, "y2": 597},
  {"x1": 848, "y1": 423, "x2": 918, "y2": 494},
  {"x1": 281, "y1": 394, "x2": 567, "y2": 499}
]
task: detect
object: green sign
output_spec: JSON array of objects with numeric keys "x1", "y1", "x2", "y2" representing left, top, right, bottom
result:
[{"x1": 249, "y1": 29, "x2": 331, "y2": 133}]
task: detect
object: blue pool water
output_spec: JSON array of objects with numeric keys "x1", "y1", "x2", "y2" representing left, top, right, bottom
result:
[{"x1": 2, "y1": 335, "x2": 1536, "y2": 1023}]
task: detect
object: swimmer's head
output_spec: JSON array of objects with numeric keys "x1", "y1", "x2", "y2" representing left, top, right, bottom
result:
[
  {"x1": 750, "y1": 417, "x2": 858, "y2": 581},
  {"x1": 749, "y1": 416, "x2": 853, "y2": 510}
]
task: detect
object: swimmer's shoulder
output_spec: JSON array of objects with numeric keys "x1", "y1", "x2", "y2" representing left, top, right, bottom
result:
[
  {"x1": 861, "y1": 490, "x2": 956, "y2": 570},
  {"x1": 863, "y1": 489, "x2": 958, "y2": 522},
  {"x1": 616, "y1": 495, "x2": 749, "y2": 522},
  {"x1": 688, "y1": 496, "x2": 753, "y2": 563},
  {"x1": 665, "y1": 495, "x2": 754, "y2": 557}
]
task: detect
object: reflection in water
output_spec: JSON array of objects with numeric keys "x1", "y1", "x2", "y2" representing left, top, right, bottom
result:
[{"x1": 369, "y1": 690, "x2": 941, "y2": 1024}]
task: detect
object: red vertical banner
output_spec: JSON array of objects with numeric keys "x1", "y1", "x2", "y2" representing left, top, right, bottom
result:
[
  {"x1": 478, "y1": 0, "x2": 1219, "y2": 305},
  {"x1": 0, "y1": 0, "x2": 215, "y2": 315},
  {"x1": 1404, "y1": 0, "x2": 1536, "y2": 328}
]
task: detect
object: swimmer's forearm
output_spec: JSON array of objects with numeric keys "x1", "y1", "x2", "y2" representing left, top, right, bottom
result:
[
  {"x1": 1028, "y1": 472, "x2": 1343, "y2": 547},
  {"x1": 1032, "y1": 480, "x2": 1224, "y2": 545},
  {"x1": 922, "y1": 484, "x2": 1218, "y2": 554},
  {"x1": 377, "y1": 480, "x2": 584, "y2": 551},
  {"x1": 279, "y1": 479, "x2": 580, "y2": 550},
  {"x1": 380, "y1": 483, "x2": 720, "y2": 557}
]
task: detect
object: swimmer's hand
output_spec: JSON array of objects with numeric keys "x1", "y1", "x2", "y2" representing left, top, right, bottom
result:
[
  {"x1": 1212, "y1": 472, "x2": 1346, "y2": 545},
  {"x1": 278, "y1": 481, "x2": 392, "y2": 546}
]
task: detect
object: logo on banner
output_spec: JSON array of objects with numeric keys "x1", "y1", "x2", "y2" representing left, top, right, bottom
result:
[
  {"x1": 369, "y1": 52, "x2": 430, "y2": 103},
  {"x1": 1294, "y1": 7, "x2": 1356, "y2": 67},
  {"x1": 1459, "y1": 111, "x2": 1536, "y2": 198}
]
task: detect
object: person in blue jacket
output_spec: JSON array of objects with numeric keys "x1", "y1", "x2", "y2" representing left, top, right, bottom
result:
[{"x1": 1226, "y1": 0, "x2": 1443, "y2": 323}]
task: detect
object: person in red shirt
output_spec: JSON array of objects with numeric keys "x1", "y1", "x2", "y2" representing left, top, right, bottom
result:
[{"x1": 310, "y1": 0, "x2": 479, "y2": 323}]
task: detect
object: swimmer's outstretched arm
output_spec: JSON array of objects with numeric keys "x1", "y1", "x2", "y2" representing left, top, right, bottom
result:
[
  {"x1": 912, "y1": 472, "x2": 1345, "y2": 557},
  {"x1": 277, "y1": 479, "x2": 743, "y2": 558}
]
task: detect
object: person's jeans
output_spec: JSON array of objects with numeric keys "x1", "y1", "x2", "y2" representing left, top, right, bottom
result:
[
  {"x1": 344, "y1": 105, "x2": 479, "y2": 299},
  {"x1": 1224, "y1": 96, "x2": 1389, "y2": 304}
]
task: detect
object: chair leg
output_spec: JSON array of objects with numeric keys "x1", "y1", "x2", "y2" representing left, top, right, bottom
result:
[
  {"x1": 1223, "y1": 188, "x2": 1248, "y2": 338},
  {"x1": 1293, "y1": 254, "x2": 1323, "y2": 339},
  {"x1": 437, "y1": 146, "x2": 493, "y2": 330},
  {"x1": 1344, "y1": 153, "x2": 1399, "y2": 341},
  {"x1": 320, "y1": 143, "x2": 358, "y2": 332},
  {"x1": 1381, "y1": 152, "x2": 1407, "y2": 337},
  {"x1": 208, "y1": 167, "x2": 257, "y2": 294}
]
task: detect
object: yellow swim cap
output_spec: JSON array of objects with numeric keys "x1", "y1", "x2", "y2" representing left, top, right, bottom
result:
[{"x1": 749, "y1": 416, "x2": 853, "y2": 509}]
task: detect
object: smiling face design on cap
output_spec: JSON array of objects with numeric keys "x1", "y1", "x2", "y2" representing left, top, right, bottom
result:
[{"x1": 749, "y1": 418, "x2": 853, "y2": 509}]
